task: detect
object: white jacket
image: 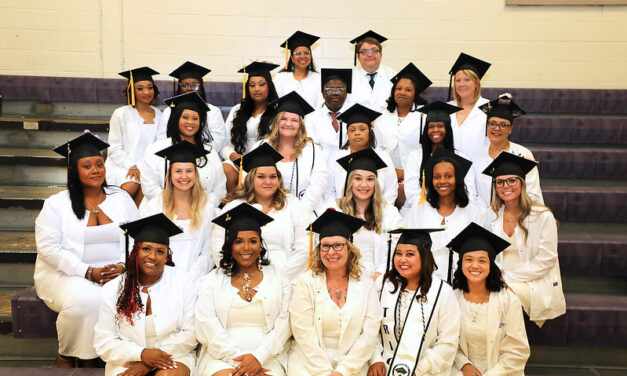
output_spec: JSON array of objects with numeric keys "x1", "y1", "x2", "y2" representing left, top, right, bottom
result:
[
  {"x1": 304, "y1": 102, "x2": 354, "y2": 159},
  {"x1": 289, "y1": 270, "x2": 382, "y2": 376},
  {"x1": 351, "y1": 65, "x2": 397, "y2": 113},
  {"x1": 158, "y1": 103, "x2": 227, "y2": 155},
  {"x1": 373, "y1": 109, "x2": 424, "y2": 170},
  {"x1": 274, "y1": 71, "x2": 323, "y2": 109},
  {"x1": 453, "y1": 289, "x2": 530, "y2": 376},
  {"x1": 447, "y1": 97, "x2": 489, "y2": 157}
]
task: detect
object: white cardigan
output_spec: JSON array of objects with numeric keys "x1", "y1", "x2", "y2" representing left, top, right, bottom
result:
[
  {"x1": 289, "y1": 270, "x2": 382, "y2": 376},
  {"x1": 453, "y1": 289, "x2": 529, "y2": 376},
  {"x1": 195, "y1": 265, "x2": 292, "y2": 373},
  {"x1": 484, "y1": 206, "x2": 566, "y2": 321},
  {"x1": 373, "y1": 109, "x2": 424, "y2": 170},
  {"x1": 447, "y1": 97, "x2": 489, "y2": 157}
]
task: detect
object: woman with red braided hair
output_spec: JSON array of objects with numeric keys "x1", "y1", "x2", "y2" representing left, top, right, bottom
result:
[{"x1": 94, "y1": 213, "x2": 197, "y2": 376}]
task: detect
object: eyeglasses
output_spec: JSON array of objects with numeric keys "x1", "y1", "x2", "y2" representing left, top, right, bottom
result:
[
  {"x1": 324, "y1": 87, "x2": 347, "y2": 95},
  {"x1": 180, "y1": 82, "x2": 201, "y2": 90},
  {"x1": 495, "y1": 177, "x2": 520, "y2": 188},
  {"x1": 320, "y1": 242, "x2": 346, "y2": 252},
  {"x1": 487, "y1": 120, "x2": 512, "y2": 129},
  {"x1": 358, "y1": 48, "x2": 380, "y2": 56},
  {"x1": 293, "y1": 51, "x2": 311, "y2": 57}
]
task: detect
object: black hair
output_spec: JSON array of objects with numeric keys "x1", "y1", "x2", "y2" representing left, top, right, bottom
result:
[
  {"x1": 166, "y1": 104, "x2": 210, "y2": 146},
  {"x1": 219, "y1": 230, "x2": 271, "y2": 276},
  {"x1": 67, "y1": 155, "x2": 110, "y2": 220},
  {"x1": 452, "y1": 256, "x2": 506, "y2": 292},
  {"x1": 384, "y1": 242, "x2": 437, "y2": 296},
  {"x1": 279, "y1": 47, "x2": 318, "y2": 73},
  {"x1": 425, "y1": 157, "x2": 470, "y2": 209},
  {"x1": 175, "y1": 78, "x2": 207, "y2": 102},
  {"x1": 385, "y1": 77, "x2": 427, "y2": 113},
  {"x1": 418, "y1": 117, "x2": 455, "y2": 176},
  {"x1": 341, "y1": 123, "x2": 377, "y2": 150}
]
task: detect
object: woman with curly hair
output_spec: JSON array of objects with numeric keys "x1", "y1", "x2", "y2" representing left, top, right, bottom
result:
[
  {"x1": 449, "y1": 222, "x2": 530, "y2": 376},
  {"x1": 406, "y1": 147, "x2": 483, "y2": 284},
  {"x1": 94, "y1": 213, "x2": 197, "y2": 376},
  {"x1": 289, "y1": 209, "x2": 382, "y2": 376},
  {"x1": 211, "y1": 143, "x2": 310, "y2": 281},
  {"x1": 196, "y1": 203, "x2": 292, "y2": 376},
  {"x1": 368, "y1": 228, "x2": 459, "y2": 376},
  {"x1": 221, "y1": 62, "x2": 280, "y2": 191}
]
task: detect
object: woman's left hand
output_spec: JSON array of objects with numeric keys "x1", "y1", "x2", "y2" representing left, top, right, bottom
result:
[
  {"x1": 232, "y1": 354, "x2": 262, "y2": 376},
  {"x1": 370, "y1": 272, "x2": 381, "y2": 281},
  {"x1": 100, "y1": 263, "x2": 125, "y2": 284},
  {"x1": 118, "y1": 361, "x2": 151, "y2": 376}
]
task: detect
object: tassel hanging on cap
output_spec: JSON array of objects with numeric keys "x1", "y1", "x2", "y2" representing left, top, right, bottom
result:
[
  {"x1": 307, "y1": 224, "x2": 313, "y2": 270},
  {"x1": 237, "y1": 155, "x2": 243, "y2": 188},
  {"x1": 447, "y1": 73, "x2": 453, "y2": 102},
  {"x1": 353, "y1": 43, "x2": 357, "y2": 66},
  {"x1": 127, "y1": 70, "x2": 136, "y2": 107},
  {"x1": 418, "y1": 170, "x2": 427, "y2": 205},
  {"x1": 172, "y1": 79, "x2": 176, "y2": 97},
  {"x1": 284, "y1": 41, "x2": 290, "y2": 70},
  {"x1": 241, "y1": 66, "x2": 246, "y2": 100}
]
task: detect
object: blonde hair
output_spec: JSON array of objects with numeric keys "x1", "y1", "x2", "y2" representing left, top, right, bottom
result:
[
  {"x1": 310, "y1": 240, "x2": 362, "y2": 280},
  {"x1": 452, "y1": 69, "x2": 482, "y2": 104},
  {"x1": 338, "y1": 170, "x2": 384, "y2": 233},
  {"x1": 222, "y1": 166, "x2": 288, "y2": 211},
  {"x1": 266, "y1": 111, "x2": 312, "y2": 158},
  {"x1": 161, "y1": 164, "x2": 207, "y2": 231}
]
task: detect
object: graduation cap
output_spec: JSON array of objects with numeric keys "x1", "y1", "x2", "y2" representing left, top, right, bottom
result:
[
  {"x1": 169, "y1": 61, "x2": 211, "y2": 81},
  {"x1": 308, "y1": 209, "x2": 365, "y2": 240},
  {"x1": 337, "y1": 147, "x2": 387, "y2": 175},
  {"x1": 479, "y1": 94, "x2": 526, "y2": 123},
  {"x1": 321, "y1": 68, "x2": 352, "y2": 93},
  {"x1": 336, "y1": 103, "x2": 381, "y2": 126},
  {"x1": 53, "y1": 131, "x2": 109, "y2": 167},
  {"x1": 426, "y1": 147, "x2": 473, "y2": 179},
  {"x1": 212, "y1": 202, "x2": 274, "y2": 236},
  {"x1": 418, "y1": 101, "x2": 462, "y2": 125},
  {"x1": 237, "y1": 61, "x2": 280, "y2": 99},
  {"x1": 233, "y1": 142, "x2": 284, "y2": 180},
  {"x1": 349, "y1": 30, "x2": 388, "y2": 66},
  {"x1": 155, "y1": 140, "x2": 209, "y2": 165},
  {"x1": 447, "y1": 222, "x2": 510, "y2": 260},
  {"x1": 482, "y1": 151, "x2": 538, "y2": 180},
  {"x1": 282, "y1": 31, "x2": 320, "y2": 51},
  {"x1": 390, "y1": 63, "x2": 432, "y2": 95},
  {"x1": 269, "y1": 91, "x2": 315, "y2": 117},
  {"x1": 118, "y1": 66, "x2": 159, "y2": 107},
  {"x1": 120, "y1": 213, "x2": 183, "y2": 248},
  {"x1": 447, "y1": 53, "x2": 491, "y2": 100},
  {"x1": 164, "y1": 91, "x2": 209, "y2": 113},
  {"x1": 385, "y1": 228, "x2": 445, "y2": 272}
]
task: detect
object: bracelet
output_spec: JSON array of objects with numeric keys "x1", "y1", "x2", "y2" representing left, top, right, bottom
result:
[{"x1": 86, "y1": 266, "x2": 93, "y2": 281}]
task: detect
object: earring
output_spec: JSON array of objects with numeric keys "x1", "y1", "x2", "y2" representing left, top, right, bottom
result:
[{"x1": 257, "y1": 257, "x2": 262, "y2": 271}]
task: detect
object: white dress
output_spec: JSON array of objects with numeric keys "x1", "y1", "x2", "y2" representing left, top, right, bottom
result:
[
  {"x1": 274, "y1": 71, "x2": 323, "y2": 109},
  {"x1": 139, "y1": 137, "x2": 227, "y2": 203},
  {"x1": 304, "y1": 102, "x2": 353, "y2": 159},
  {"x1": 459, "y1": 299, "x2": 489, "y2": 373},
  {"x1": 105, "y1": 105, "x2": 165, "y2": 186},
  {"x1": 448, "y1": 97, "x2": 489, "y2": 157},
  {"x1": 351, "y1": 65, "x2": 397, "y2": 113},
  {"x1": 373, "y1": 109, "x2": 424, "y2": 170},
  {"x1": 34, "y1": 187, "x2": 139, "y2": 359},
  {"x1": 221, "y1": 104, "x2": 265, "y2": 166}
]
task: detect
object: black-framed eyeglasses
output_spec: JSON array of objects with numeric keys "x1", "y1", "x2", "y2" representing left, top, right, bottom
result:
[
  {"x1": 487, "y1": 120, "x2": 512, "y2": 129},
  {"x1": 320, "y1": 242, "x2": 346, "y2": 252},
  {"x1": 180, "y1": 82, "x2": 201, "y2": 90},
  {"x1": 358, "y1": 48, "x2": 380, "y2": 56},
  {"x1": 324, "y1": 87, "x2": 347, "y2": 95},
  {"x1": 495, "y1": 177, "x2": 520, "y2": 188}
]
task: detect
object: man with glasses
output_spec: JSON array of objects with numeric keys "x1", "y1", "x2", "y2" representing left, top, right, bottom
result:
[{"x1": 350, "y1": 31, "x2": 397, "y2": 112}]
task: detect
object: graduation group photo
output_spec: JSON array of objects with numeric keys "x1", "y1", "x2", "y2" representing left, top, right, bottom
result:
[{"x1": 0, "y1": 1, "x2": 626, "y2": 376}]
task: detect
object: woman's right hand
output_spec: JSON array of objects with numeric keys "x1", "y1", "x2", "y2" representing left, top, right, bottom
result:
[
  {"x1": 230, "y1": 152, "x2": 243, "y2": 162},
  {"x1": 118, "y1": 361, "x2": 151, "y2": 376},
  {"x1": 126, "y1": 166, "x2": 141, "y2": 182},
  {"x1": 140, "y1": 348, "x2": 175, "y2": 370},
  {"x1": 367, "y1": 362, "x2": 386, "y2": 376},
  {"x1": 461, "y1": 363, "x2": 482, "y2": 376}
]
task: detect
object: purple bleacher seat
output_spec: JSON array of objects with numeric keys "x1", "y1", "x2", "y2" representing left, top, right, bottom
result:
[{"x1": 11, "y1": 286, "x2": 57, "y2": 338}]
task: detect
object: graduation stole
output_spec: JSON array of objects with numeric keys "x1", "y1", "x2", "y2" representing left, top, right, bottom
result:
[{"x1": 379, "y1": 278, "x2": 444, "y2": 376}]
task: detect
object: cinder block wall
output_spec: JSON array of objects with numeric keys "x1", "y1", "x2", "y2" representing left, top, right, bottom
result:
[{"x1": 1, "y1": 0, "x2": 626, "y2": 88}]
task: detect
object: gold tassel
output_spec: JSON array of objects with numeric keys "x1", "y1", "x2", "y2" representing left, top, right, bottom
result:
[
  {"x1": 307, "y1": 224, "x2": 313, "y2": 270},
  {"x1": 237, "y1": 155, "x2": 243, "y2": 188},
  {"x1": 241, "y1": 66, "x2": 246, "y2": 100},
  {"x1": 284, "y1": 41, "x2": 290, "y2": 70},
  {"x1": 128, "y1": 70, "x2": 136, "y2": 107},
  {"x1": 418, "y1": 170, "x2": 427, "y2": 205}
]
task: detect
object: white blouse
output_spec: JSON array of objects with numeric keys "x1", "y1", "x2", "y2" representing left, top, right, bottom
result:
[
  {"x1": 221, "y1": 104, "x2": 264, "y2": 161},
  {"x1": 274, "y1": 71, "x2": 323, "y2": 109},
  {"x1": 448, "y1": 97, "x2": 489, "y2": 157},
  {"x1": 374, "y1": 109, "x2": 424, "y2": 170}
]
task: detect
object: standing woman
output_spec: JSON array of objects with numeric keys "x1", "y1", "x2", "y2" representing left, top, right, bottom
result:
[
  {"x1": 140, "y1": 92, "x2": 226, "y2": 203},
  {"x1": 141, "y1": 141, "x2": 218, "y2": 281},
  {"x1": 322, "y1": 103, "x2": 398, "y2": 210},
  {"x1": 368, "y1": 228, "x2": 460, "y2": 376},
  {"x1": 289, "y1": 210, "x2": 382, "y2": 376},
  {"x1": 94, "y1": 214, "x2": 197, "y2": 376},
  {"x1": 222, "y1": 62, "x2": 280, "y2": 191},
  {"x1": 106, "y1": 67, "x2": 163, "y2": 206},
  {"x1": 472, "y1": 94, "x2": 544, "y2": 207},
  {"x1": 35, "y1": 133, "x2": 139, "y2": 368},
  {"x1": 447, "y1": 53, "x2": 491, "y2": 157},
  {"x1": 212, "y1": 143, "x2": 311, "y2": 281},
  {"x1": 449, "y1": 223, "x2": 530, "y2": 376},
  {"x1": 406, "y1": 148, "x2": 483, "y2": 284},
  {"x1": 403, "y1": 101, "x2": 478, "y2": 211},
  {"x1": 334, "y1": 148, "x2": 403, "y2": 279},
  {"x1": 196, "y1": 203, "x2": 292, "y2": 376},
  {"x1": 274, "y1": 31, "x2": 323, "y2": 109},
  {"x1": 482, "y1": 152, "x2": 565, "y2": 327}
]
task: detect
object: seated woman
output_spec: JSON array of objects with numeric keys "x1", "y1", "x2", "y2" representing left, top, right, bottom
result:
[
  {"x1": 403, "y1": 101, "x2": 478, "y2": 212},
  {"x1": 368, "y1": 228, "x2": 460, "y2": 376},
  {"x1": 140, "y1": 92, "x2": 226, "y2": 203},
  {"x1": 106, "y1": 67, "x2": 163, "y2": 206},
  {"x1": 472, "y1": 94, "x2": 544, "y2": 207},
  {"x1": 94, "y1": 213, "x2": 197, "y2": 376},
  {"x1": 212, "y1": 143, "x2": 310, "y2": 281},
  {"x1": 447, "y1": 53, "x2": 491, "y2": 157},
  {"x1": 322, "y1": 103, "x2": 397, "y2": 210},
  {"x1": 141, "y1": 141, "x2": 218, "y2": 281},
  {"x1": 406, "y1": 147, "x2": 483, "y2": 284},
  {"x1": 333, "y1": 148, "x2": 403, "y2": 279},
  {"x1": 250, "y1": 91, "x2": 328, "y2": 213},
  {"x1": 35, "y1": 133, "x2": 139, "y2": 368},
  {"x1": 274, "y1": 31, "x2": 323, "y2": 109},
  {"x1": 222, "y1": 62, "x2": 280, "y2": 191},
  {"x1": 196, "y1": 203, "x2": 292, "y2": 376},
  {"x1": 159, "y1": 61, "x2": 226, "y2": 153},
  {"x1": 482, "y1": 152, "x2": 565, "y2": 327},
  {"x1": 449, "y1": 222, "x2": 530, "y2": 376},
  {"x1": 289, "y1": 209, "x2": 382, "y2": 376},
  {"x1": 373, "y1": 63, "x2": 432, "y2": 206}
]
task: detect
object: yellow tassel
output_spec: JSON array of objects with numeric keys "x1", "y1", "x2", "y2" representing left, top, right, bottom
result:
[
  {"x1": 237, "y1": 155, "x2": 243, "y2": 188},
  {"x1": 418, "y1": 170, "x2": 427, "y2": 205},
  {"x1": 241, "y1": 66, "x2": 246, "y2": 100},
  {"x1": 307, "y1": 224, "x2": 313, "y2": 270},
  {"x1": 128, "y1": 70, "x2": 136, "y2": 107},
  {"x1": 284, "y1": 41, "x2": 290, "y2": 70}
]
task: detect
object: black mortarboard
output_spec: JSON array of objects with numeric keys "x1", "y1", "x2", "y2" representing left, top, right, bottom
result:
[
  {"x1": 321, "y1": 68, "x2": 352, "y2": 93},
  {"x1": 389, "y1": 228, "x2": 444, "y2": 249},
  {"x1": 212, "y1": 202, "x2": 274, "y2": 236},
  {"x1": 482, "y1": 151, "x2": 538, "y2": 180},
  {"x1": 447, "y1": 222, "x2": 510, "y2": 260},
  {"x1": 237, "y1": 61, "x2": 280, "y2": 76},
  {"x1": 349, "y1": 30, "x2": 388, "y2": 45},
  {"x1": 233, "y1": 143, "x2": 284, "y2": 173},
  {"x1": 418, "y1": 101, "x2": 463, "y2": 124},
  {"x1": 426, "y1": 147, "x2": 472, "y2": 179},
  {"x1": 390, "y1": 63, "x2": 432, "y2": 94},
  {"x1": 282, "y1": 31, "x2": 320, "y2": 50},
  {"x1": 118, "y1": 66, "x2": 159, "y2": 83},
  {"x1": 120, "y1": 213, "x2": 183, "y2": 247},
  {"x1": 169, "y1": 61, "x2": 211, "y2": 81},
  {"x1": 53, "y1": 132, "x2": 109, "y2": 166},
  {"x1": 336, "y1": 103, "x2": 381, "y2": 126},
  {"x1": 164, "y1": 92, "x2": 209, "y2": 113},
  {"x1": 269, "y1": 91, "x2": 315, "y2": 117},
  {"x1": 449, "y1": 53, "x2": 491, "y2": 79},
  {"x1": 308, "y1": 209, "x2": 365, "y2": 240},
  {"x1": 337, "y1": 148, "x2": 388, "y2": 175},
  {"x1": 155, "y1": 140, "x2": 209, "y2": 165},
  {"x1": 479, "y1": 94, "x2": 526, "y2": 124}
]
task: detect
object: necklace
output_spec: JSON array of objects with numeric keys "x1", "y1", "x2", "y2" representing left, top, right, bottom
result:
[
  {"x1": 327, "y1": 287, "x2": 347, "y2": 305},
  {"x1": 85, "y1": 190, "x2": 103, "y2": 214},
  {"x1": 140, "y1": 274, "x2": 162, "y2": 290},
  {"x1": 237, "y1": 270, "x2": 258, "y2": 302}
]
